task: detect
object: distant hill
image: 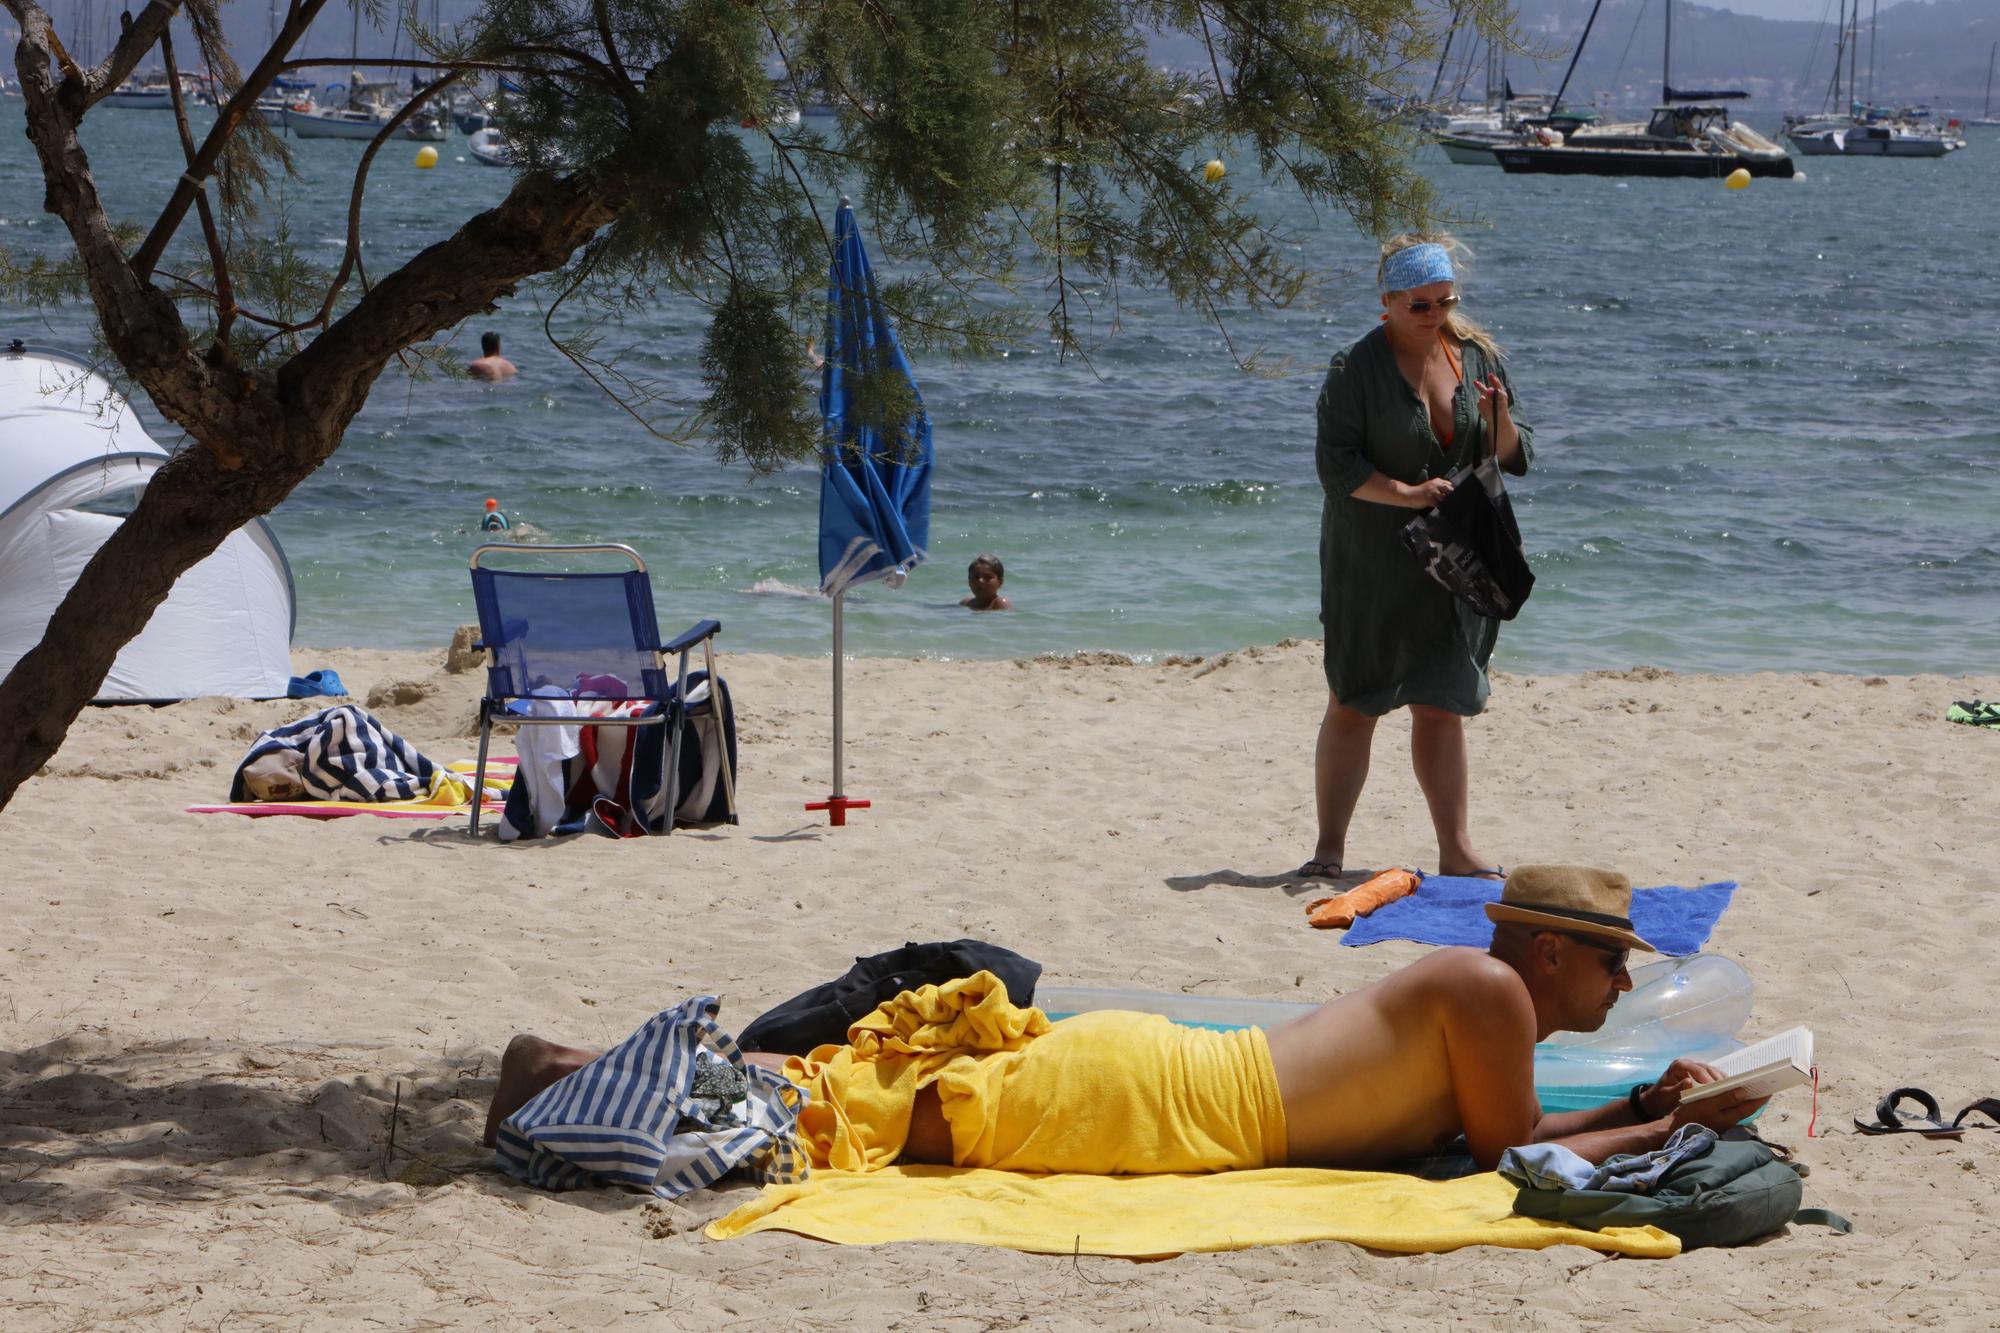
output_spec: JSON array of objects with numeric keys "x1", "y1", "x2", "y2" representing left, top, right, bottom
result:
[{"x1": 8, "y1": 0, "x2": 1996, "y2": 116}]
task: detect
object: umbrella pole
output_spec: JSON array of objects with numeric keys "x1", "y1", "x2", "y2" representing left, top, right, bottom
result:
[
  {"x1": 807, "y1": 589, "x2": 871, "y2": 827},
  {"x1": 832, "y1": 588, "x2": 845, "y2": 798}
]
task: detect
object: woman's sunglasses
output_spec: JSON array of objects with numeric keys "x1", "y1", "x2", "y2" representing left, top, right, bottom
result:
[{"x1": 1404, "y1": 294, "x2": 1461, "y2": 316}]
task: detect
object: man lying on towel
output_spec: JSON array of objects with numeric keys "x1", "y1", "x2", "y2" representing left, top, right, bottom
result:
[{"x1": 482, "y1": 866, "x2": 1770, "y2": 1173}]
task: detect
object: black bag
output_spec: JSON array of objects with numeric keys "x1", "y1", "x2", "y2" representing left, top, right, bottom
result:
[
  {"x1": 1509, "y1": 1137, "x2": 1850, "y2": 1250},
  {"x1": 737, "y1": 939, "x2": 1042, "y2": 1055},
  {"x1": 1399, "y1": 457, "x2": 1535, "y2": 621}
]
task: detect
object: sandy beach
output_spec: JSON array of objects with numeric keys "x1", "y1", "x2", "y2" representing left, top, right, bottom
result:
[{"x1": 2, "y1": 638, "x2": 1997, "y2": 1328}]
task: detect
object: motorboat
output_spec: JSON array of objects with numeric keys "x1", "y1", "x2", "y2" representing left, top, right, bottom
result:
[
  {"x1": 399, "y1": 106, "x2": 449, "y2": 142},
  {"x1": 1787, "y1": 116, "x2": 1950, "y2": 157},
  {"x1": 102, "y1": 77, "x2": 176, "y2": 110},
  {"x1": 468, "y1": 126, "x2": 513, "y2": 167},
  {"x1": 286, "y1": 100, "x2": 390, "y2": 139}
]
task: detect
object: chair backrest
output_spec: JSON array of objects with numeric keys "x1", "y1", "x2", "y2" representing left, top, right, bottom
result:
[{"x1": 469, "y1": 545, "x2": 669, "y2": 702}]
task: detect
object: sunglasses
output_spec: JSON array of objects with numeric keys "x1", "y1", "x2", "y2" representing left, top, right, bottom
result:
[
  {"x1": 1557, "y1": 931, "x2": 1631, "y2": 976},
  {"x1": 1404, "y1": 294, "x2": 1461, "y2": 316}
]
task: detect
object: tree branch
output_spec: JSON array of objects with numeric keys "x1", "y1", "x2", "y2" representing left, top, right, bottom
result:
[
  {"x1": 158, "y1": 24, "x2": 237, "y2": 350},
  {"x1": 82, "y1": 0, "x2": 182, "y2": 107},
  {"x1": 131, "y1": 0, "x2": 336, "y2": 279}
]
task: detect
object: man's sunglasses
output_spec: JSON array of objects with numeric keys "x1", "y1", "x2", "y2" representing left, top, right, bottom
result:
[
  {"x1": 1405, "y1": 294, "x2": 1461, "y2": 315},
  {"x1": 1557, "y1": 931, "x2": 1631, "y2": 975}
]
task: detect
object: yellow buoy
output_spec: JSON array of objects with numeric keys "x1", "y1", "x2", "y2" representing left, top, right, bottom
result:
[
  {"x1": 1724, "y1": 167, "x2": 1751, "y2": 190},
  {"x1": 415, "y1": 145, "x2": 440, "y2": 169},
  {"x1": 1203, "y1": 158, "x2": 1226, "y2": 183}
]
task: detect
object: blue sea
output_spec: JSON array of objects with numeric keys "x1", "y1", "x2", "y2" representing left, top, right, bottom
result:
[{"x1": 3, "y1": 102, "x2": 1997, "y2": 674}]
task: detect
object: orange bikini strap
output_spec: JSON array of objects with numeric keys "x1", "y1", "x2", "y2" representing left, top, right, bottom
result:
[{"x1": 1438, "y1": 329, "x2": 1462, "y2": 381}]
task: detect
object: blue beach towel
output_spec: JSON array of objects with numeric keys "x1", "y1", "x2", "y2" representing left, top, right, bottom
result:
[{"x1": 1340, "y1": 875, "x2": 1738, "y2": 955}]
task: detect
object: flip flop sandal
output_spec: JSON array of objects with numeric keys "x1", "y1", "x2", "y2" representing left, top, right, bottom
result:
[
  {"x1": 1853, "y1": 1087, "x2": 1966, "y2": 1138},
  {"x1": 1953, "y1": 1098, "x2": 2000, "y2": 1130},
  {"x1": 1293, "y1": 859, "x2": 1344, "y2": 881}
]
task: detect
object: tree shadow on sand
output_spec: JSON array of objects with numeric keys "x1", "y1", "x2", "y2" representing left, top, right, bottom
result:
[{"x1": 0, "y1": 1032, "x2": 518, "y2": 1225}]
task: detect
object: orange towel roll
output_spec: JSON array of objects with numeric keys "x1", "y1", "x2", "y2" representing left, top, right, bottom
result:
[{"x1": 1305, "y1": 868, "x2": 1420, "y2": 930}]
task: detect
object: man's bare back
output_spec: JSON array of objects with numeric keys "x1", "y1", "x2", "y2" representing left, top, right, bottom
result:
[{"x1": 1265, "y1": 948, "x2": 1537, "y2": 1168}]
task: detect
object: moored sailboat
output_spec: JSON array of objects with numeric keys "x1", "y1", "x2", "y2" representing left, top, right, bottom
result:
[{"x1": 1487, "y1": 0, "x2": 1794, "y2": 178}]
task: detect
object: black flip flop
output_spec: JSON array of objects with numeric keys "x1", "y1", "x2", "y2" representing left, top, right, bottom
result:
[
  {"x1": 1953, "y1": 1098, "x2": 2000, "y2": 1130},
  {"x1": 1854, "y1": 1087, "x2": 1966, "y2": 1139}
]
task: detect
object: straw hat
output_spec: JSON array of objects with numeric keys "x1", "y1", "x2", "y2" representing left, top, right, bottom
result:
[{"x1": 1484, "y1": 865, "x2": 1655, "y2": 953}]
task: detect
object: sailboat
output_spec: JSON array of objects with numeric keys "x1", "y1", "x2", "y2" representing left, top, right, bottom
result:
[
  {"x1": 1783, "y1": 0, "x2": 1950, "y2": 157},
  {"x1": 1490, "y1": 0, "x2": 1793, "y2": 178},
  {"x1": 1970, "y1": 42, "x2": 2000, "y2": 127}
]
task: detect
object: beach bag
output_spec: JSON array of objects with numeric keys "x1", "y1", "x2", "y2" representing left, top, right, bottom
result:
[
  {"x1": 498, "y1": 671, "x2": 737, "y2": 838},
  {"x1": 1509, "y1": 1136, "x2": 1848, "y2": 1249},
  {"x1": 737, "y1": 939, "x2": 1043, "y2": 1055},
  {"x1": 1399, "y1": 456, "x2": 1535, "y2": 621},
  {"x1": 494, "y1": 994, "x2": 806, "y2": 1199}
]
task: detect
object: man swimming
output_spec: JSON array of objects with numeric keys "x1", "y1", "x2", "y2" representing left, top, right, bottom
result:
[{"x1": 484, "y1": 866, "x2": 1767, "y2": 1171}]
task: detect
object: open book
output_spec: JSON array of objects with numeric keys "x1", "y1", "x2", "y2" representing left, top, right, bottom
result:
[{"x1": 1679, "y1": 1026, "x2": 1814, "y2": 1104}]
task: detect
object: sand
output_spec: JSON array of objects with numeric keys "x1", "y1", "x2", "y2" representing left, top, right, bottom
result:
[{"x1": 2, "y1": 639, "x2": 1997, "y2": 1329}]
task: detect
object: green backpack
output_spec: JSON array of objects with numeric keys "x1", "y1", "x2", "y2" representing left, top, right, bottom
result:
[{"x1": 1510, "y1": 1138, "x2": 1851, "y2": 1250}]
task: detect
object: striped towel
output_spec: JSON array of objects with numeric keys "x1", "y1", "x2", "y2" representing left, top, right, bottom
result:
[
  {"x1": 495, "y1": 995, "x2": 808, "y2": 1199},
  {"x1": 228, "y1": 705, "x2": 441, "y2": 803}
]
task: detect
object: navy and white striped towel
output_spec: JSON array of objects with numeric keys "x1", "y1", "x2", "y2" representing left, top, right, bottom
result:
[
  {"x1": 494, "y1": 995, "x2": 807, "y2": 1199},
  {"x1": 228, "y1": 705, "x2": 439, "y2": 803}
]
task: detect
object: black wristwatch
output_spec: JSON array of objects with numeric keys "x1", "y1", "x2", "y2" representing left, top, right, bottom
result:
[{"x1": 1628, "y1": 1081, "x2": 1655, "y2": 1121}]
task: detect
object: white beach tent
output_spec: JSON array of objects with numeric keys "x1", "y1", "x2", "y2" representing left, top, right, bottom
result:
[{"x1": 0, "y1": 343, "x2": 295, "y2": 701}]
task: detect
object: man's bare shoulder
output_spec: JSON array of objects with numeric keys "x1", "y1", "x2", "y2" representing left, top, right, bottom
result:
[{"x1": 1398, "y1": 947, "x2": 1530, "y2": 1001}]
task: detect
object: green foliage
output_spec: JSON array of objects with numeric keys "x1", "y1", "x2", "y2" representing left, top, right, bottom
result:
[
  {"x1": 31, "y1": 0, "x2": 1521, "y2": 467},
  {"x1": 700, "y1": 280, "x2": 820, "y2": 473}
]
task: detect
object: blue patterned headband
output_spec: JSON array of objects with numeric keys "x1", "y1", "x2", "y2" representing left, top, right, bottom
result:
[{"x1": 1379, "y1": 243, "x2": 1455, "y2": 295}]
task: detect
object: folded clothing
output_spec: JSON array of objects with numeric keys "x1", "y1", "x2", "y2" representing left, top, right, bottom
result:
[
  {"x1": 784, "y1": 971, "x2": 1285, "y2": 1175},
  {"x1": 1341, "y1": 875, "x2": 1738, "y2": 954}
]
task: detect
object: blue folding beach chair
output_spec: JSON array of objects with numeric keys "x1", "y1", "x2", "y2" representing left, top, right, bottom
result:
[{"x1": 467, "y1": 543, "x2": 736, "y2": 835}]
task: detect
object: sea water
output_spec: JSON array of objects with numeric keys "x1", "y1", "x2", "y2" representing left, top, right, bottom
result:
[{"x1": 3, "y1": 104, "x2": 1996, "y2": 674}]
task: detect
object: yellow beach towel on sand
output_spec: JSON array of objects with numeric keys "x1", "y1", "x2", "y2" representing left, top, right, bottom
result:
[{"x1": 707, "y1": 973, "x2": 1677, "y2": 1258}]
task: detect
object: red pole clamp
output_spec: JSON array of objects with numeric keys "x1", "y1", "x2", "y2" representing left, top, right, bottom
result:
[{"x1": 805, "y1": 795, "x2": 872, "y2": 827}]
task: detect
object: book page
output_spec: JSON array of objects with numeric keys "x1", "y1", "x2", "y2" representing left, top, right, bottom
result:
[{"x1": 1679, "y1": 1026, "x2": 1813, "y2": 1103}]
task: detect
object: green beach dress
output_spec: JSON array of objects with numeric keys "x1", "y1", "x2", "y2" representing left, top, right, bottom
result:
[{"x1": 1315, "y1": 324, "x2": 1534, "y2": 717}]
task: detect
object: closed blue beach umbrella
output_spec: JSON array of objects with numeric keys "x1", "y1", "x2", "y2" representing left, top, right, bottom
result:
[{"x1": 810, "y1": 199, "x2": 933, "y2": 826}]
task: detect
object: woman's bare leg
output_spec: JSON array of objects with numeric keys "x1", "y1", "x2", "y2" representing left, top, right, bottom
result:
[
  {"x1": 1305, "y1": 694, "x2": 1379, "y2": 872},
  {"x1": 1408, "y1": 705, "x2": 1496, "y2": 877}
]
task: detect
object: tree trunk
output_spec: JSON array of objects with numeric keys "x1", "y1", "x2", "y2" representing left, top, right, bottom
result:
[{"x1": 0, "y1": 136, "x2": 629, "y2": 813}]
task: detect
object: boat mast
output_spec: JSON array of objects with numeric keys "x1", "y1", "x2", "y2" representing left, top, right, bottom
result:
[
  {"x1": 1987, "y1": 41, "x2": 1996, "y2": 117},
  {"x1": 1867, "y1": 0, "x2": 1876, "y2": 107},
  {"x1": 1846, "y1": 0, "x2": 1858, "y2": 113},
  {"x1": 1426, "y1": 4, "x2": 1463, "y2": 107},
  {"x1": 1550, "y1": 0, "x2": 1607, "y2": 115},
  {"x1": 1663, "y1": 0, "x2": 1672, "y2": 103},
  {"x1": 1826, "y1": 0, "x2": 1846, "y2": 113}
]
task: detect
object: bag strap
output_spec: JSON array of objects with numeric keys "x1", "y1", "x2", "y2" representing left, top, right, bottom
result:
[{"x1": 1791, "y1": 1207, "x2": 1854, "y2": 1235}]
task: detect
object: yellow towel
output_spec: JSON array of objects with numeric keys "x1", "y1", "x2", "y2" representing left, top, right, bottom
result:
[
  {"x1": 706, "y1": 1166, "x2": 1679, "y2": 1258},
  {"x1": 784, "y1": 972, "x2": 1283, "y2": 1174}
]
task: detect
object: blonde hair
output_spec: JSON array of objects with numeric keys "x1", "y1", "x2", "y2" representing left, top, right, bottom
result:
[{"x1": 1377, "y1": 231, "x2": 1503, "y2": 361}]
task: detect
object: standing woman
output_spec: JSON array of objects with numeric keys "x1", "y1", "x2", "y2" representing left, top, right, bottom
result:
[{"x1": 1298, "y1": 233, "x2": 1532, "y2": 882}]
